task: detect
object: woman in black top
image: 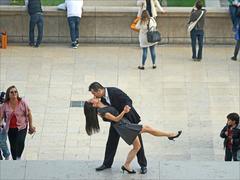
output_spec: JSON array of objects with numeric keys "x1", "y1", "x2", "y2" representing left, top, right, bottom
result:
[{"x1": 84, "y1": 98, "x2": 182, "y2": 174}]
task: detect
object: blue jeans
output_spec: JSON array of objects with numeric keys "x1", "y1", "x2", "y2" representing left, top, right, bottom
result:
[
  {"x1": 229, "y1": 5, "x2": 239, "y2": 31},
  {"x1": 190, "y1": 29, "x2": 204, "y2": 59},
  {"x1": 0, "y1": 129, "x2": 10, "y2": 158},
  {"x1": 67, "y1": 16, "x2": 80, "y2": 43},
  {"x1": 142, "y1": 45, "x2": 156, "y2": 65},
  {"x1": 29, "y1": 13, "x2": 44, "y2": 45}
]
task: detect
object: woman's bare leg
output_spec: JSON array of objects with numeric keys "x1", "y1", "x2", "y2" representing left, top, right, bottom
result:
[
  {"x1": 141, "y1": 124, "x2": 177, "y2": 137},
  {"x1": 123, "y1": 136, "x2": 141, "y2": 170}
]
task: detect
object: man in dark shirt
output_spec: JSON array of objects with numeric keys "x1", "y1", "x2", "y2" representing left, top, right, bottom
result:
[{"x1": 25, "y1": 0, "x2": 44, "y2": 47}]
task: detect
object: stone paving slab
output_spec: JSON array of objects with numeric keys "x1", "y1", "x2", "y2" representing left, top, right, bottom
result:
[{"x1": 0, "y1": 44, "x2": 239, "y2": 180}]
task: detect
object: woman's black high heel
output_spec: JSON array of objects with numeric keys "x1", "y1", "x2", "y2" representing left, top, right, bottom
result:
[
  {"x1": 168, "y1": 130, "x2": 182, "y2": 141},
  {"x1": 121, "y1": 165, "x2": 136, "y2": 174}
]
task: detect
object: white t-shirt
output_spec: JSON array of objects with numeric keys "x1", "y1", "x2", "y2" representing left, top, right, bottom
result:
[{"x1": 65, "y1": 0, "x2": 83, "y2": 18}]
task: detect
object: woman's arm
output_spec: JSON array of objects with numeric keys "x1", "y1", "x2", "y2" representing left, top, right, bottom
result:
[
  {"x1": 102, "y1": 105, "x2": 131, "y2": 122},
  {"x1": 135, "y1": 19, "x2": 141, "y2": 30},
  {"x1": 155, "y1": 0, "x2": 165, "y2": 13},
  {"x1": 0, "y1": 106, "x2": 4, "y2": 126},
  {"x1": 27, "y1": 108, "x2": 36, "y2": 134}
]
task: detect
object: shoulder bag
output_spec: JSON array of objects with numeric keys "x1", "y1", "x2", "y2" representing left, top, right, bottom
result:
[{"x1": 147, "y1": 18, "x2": 161, "y2": 43}]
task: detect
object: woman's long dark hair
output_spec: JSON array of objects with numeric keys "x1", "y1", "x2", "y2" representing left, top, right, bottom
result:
[
  {"x1": 141, "y1": 10, "x2": 150, "y2": 24},
  {"x1": 4, "y1": 85, "x2": 22, "y2": 103},
  {"x1": 84, "y1": 101, "x2": 100, "y2": 135}
]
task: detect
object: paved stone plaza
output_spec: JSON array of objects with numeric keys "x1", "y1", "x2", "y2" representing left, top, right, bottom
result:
[{"x1": 0, "y1": 44, "x2": 239, "y2": 179}]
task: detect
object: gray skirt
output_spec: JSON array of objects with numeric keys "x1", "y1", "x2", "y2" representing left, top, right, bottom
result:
[{"x1": 113, "y1": 118, "x2": 142, "y2": 145}]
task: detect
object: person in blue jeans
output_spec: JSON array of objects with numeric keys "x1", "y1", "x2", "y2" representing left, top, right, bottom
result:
[
  {"x1": 231, "y1": 23, "x2": 240, "y2": 61},
  {"x1": 65, "y1": 0, "x2": 83, "y2": 49},
  {"x1": 136, "y1": 10, "x2": 158, "y2": 70},
  {"x1": 0, "y1": 123, "x2": 10, "y2": 160},
  {"x1": 25, "y1": 0, "x2": 44, "y2": 48},
  {"x1": 189, "y1": 1, "x2": 206, "y2": 61},
  {"x1": 228, "y1": 0, "x2": 240, "y2": 32}
]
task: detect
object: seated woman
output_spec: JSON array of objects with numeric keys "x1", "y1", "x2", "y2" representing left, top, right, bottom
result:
[{"x1": 84, "y1": 98, "x2": 182, "y2": 174}]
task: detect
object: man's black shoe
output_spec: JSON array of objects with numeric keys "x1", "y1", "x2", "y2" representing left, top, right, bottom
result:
[
  {"x1": 95, "y1": 164, "x2": 111, "y2": 171},
  {"x1": 140, "y1": 166, "x2": 147, "y2": 174}
]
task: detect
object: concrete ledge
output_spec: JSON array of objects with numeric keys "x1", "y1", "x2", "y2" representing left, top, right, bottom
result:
[{"x1": 0, "y1": 6, "x2": 234, "y2": 44}]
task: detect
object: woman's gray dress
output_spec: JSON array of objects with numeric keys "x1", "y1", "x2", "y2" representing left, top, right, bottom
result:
[{"x1": 98, "y1": 106, "x2": 142, "y2": 145}]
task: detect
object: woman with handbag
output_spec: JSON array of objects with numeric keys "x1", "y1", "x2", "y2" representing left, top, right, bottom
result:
[{"x1": 136, "y1": 10, "x2": 158, "y2": 70}]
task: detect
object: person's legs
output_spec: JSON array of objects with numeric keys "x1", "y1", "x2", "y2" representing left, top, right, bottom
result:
[
  {"x1": 225, "y1": 148, "x2": 233, "y2": 161},
  {"x1": 75, "y1": 17, "x2": 80, "y2": 45},
  {"x1": 197, "y1": 30, "x2": 204, "y2": 60},
  {"x1": 29, "y1": 15, "x2": 37, "y2": 45},
  {"x1": 102, "y1": 125, "x2": 120, "y2": 167},
  {"x1": 8, "y1": 128, "x2": 18, "y2": 160},
  {"x1": 141, "y1": 124, "x2": 177, "y2": 137},
  {"x1": 232, "y1": 40, "x2": 240, "y2": 60},
  {"x1": 190, "y1": 29, "x2": 197, "y2": 59},
  {"x1": 149, "y1": 45, "x2": 156, "y2": 67},
  {"x1": 36, "y1": 14, "x2": 44, "y2": 47},
  {"x1": 0, "y1": 133, "x2": 10, "y2": 159},
  {"x1": 141, "y1": 47, "x2": 148, "y2": 66},
  {"x1": 123, "y1": 136, "x2": 141, "y2": 170},
  {"x1": 15, "y1": 128, "x2": 27, "y2": 159},
  {"x1": 136, "y1": 134, "x2": 147, "y2": 169},
  {"x1": 68, "y1": 17, "x2": 77, "y2": 46}
]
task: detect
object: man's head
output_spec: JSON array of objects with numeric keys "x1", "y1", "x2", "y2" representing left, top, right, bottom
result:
[
  {"x1": 195, "y1": 0, "x2": 203, "y2": 10},
  {"x1": 227, "y1": 112, "x2": 239, "y2": 126},
  {"x1": 88, "y1": 82, "x2": 105, "y2": 98}
]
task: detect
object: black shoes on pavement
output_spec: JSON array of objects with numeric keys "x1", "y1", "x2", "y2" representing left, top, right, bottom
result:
[
  {"x1": 95, "y1": 164, "x2": 111, "y2": 171},
  {"x1": 96, "y1": 164, "x2": 147, "y2": 174},
  {"x1": 140, "y1": 166, "x2": 147, "y2": 174}
]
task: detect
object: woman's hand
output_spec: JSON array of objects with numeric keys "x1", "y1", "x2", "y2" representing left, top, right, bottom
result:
[
  {"x1": 161, "y1": 9, "x2": 166, "y2": 14},
  {"x1": 123, "y1": 105, "x2": 131, "y2": 113},
  {"x1": 28, "y1": 126, "x2": 36, "y2": 135}
]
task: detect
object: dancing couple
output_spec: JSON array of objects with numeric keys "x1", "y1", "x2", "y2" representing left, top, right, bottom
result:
[{"x1": 84, "y1": 82, "x2": 182, "y2": 174}]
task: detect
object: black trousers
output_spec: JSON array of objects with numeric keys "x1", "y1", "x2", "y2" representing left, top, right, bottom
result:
[
  {"x1": 233, "y1": 40, "x2": 240, "y2": 58},
  {"x1": 225, "y1": 147, "x2": 238, "y2": 161},
  {"x1": 8, "y1": 128, "x2": 27, "y2": 160},
  {"x1": 103, "y1": 125, "x2": 147, "y2": 167}
]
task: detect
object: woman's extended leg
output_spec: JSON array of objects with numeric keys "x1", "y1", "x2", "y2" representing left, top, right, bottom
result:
[
  {"x1": 141, "y1": 124, "x2": 177, "y2": 137},
  {"x1": 123, "y1": 136, "x2": 141, "y2": 171}
]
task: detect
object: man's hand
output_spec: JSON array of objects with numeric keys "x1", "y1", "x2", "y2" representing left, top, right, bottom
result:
[{"x1": 123, "y1": 105, "x2": 131, "y2": 113}]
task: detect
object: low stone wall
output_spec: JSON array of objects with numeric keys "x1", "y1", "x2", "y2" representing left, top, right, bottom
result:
[{"x1": 0, "y1": 6, "x2": 234, "y2": 44}]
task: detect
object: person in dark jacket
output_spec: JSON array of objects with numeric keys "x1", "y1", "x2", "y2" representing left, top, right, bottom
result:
[
  {"x1": 88, "y1": 82, "x2": 147, "y2": 174},
  {"x1": 25, "y1": 0, "x2": 44, "y2": 47},
  {"x1": 189, "y1": 0, "x2": 206, "y2": 61},
  {"x1": 220, "y1": 112, "x2": 240, "y2": 161}
]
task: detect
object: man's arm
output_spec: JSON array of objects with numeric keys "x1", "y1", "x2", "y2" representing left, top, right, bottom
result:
[
  {"x1": 102, "y1": 105, "x2": 131, "y2": 122},
  {"x1": 220, "y1": 125, "x2": 228, "y2": 138}
]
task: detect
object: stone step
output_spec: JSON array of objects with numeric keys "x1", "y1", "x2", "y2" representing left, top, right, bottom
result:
[{"x1": 0, "y1": 160, "x2": 239, "y2": 180}]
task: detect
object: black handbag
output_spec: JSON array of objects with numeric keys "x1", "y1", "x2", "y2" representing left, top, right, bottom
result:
[{"x1": 147, "y1": 18, "x2": 161, "y2": 43}]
